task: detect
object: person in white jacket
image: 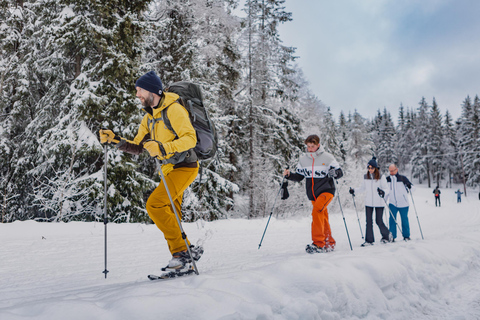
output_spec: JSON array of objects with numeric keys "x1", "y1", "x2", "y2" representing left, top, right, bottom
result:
[
  {"x1": 350, "y1": 157, "x2": 392, "y2": 246},
  {"x1": 386, "y1": 164, "x2": 414, "y2": 241}
]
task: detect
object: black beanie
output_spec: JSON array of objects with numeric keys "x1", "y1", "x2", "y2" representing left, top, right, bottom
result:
[
  {"x1": 135, "y1": 71, "x2": 163, "y2": 95},
  {"x1": 368, "y1": 156, "x2": 379, "y2": 169}
]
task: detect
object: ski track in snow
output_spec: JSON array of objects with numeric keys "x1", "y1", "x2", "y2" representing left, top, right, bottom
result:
[{"x1": 0, "y1": 185, "x2": 480, "y2": 320}]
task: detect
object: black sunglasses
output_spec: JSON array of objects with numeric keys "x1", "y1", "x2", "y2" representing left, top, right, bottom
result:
[{"x1": 367, "y1": 166, "x2": 375, "y2": 169}]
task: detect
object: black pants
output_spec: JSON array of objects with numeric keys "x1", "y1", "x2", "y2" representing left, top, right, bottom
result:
[
  {"x1": 365, "y1": 206, "x2": 390, "y2": 243},
  {"x1": 435, "y1": 196, "x2": 441, "y2": 206}
]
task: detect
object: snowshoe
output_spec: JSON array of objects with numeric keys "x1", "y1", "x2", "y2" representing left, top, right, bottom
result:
[
  {"x1": 162, "y1": 245, "x2": 204, "y2": 272},
  {"x1": 361, "y1": 242, "x2": 374, "y2": 247},
  {"x1": 148, "y1": 264, "x2": 195, "y2": 281},
  {"x1": 305, "y1": 243, "x2": 325, "y2": 254},
  {"x1": 403, "y1": 237, "x2": 411, "y2": 241},
  {"x1": 190, "y1": 245, "x2": 204, "y2": 261},
  {"x1": 324, "y1": 244, "x2": 335, "y2": 252}
]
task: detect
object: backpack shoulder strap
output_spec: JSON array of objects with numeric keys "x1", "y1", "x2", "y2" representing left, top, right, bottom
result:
[{"x1": 161, "y1": 101, "x2": 179, "y2": 138}]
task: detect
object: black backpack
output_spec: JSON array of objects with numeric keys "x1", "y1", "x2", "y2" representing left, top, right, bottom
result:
[{"x1": 162, "y1": 81, "x2": 217, "y2": 160}]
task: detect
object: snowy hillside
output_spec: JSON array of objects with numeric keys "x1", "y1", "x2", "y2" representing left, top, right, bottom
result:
[{"x1": 1, "y1": 185, "x2": 480, "y2": 320}]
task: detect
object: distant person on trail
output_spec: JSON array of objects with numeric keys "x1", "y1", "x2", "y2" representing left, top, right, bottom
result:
[
  {"x1": 283, "y1": 134, "x2": 343, "y2": 254},
  {"x1": 455, "y1": 189, "x2": 463, "y2": 203},
  {"x1": 433, "y1": 186, "x2": 441, "y2": 207},
  {"x1": 349, "y1": 157, "x2": 392, "y2": 247},
  {"x1": 386, "y1": 164, "x2": 413, "y2": 241},
  {"x1": 99, "y1": 71, "x2": 203, "y2": 274}
]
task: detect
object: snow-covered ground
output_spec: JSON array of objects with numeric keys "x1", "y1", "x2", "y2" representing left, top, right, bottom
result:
[{"x1": 1, "y1": 185, "x2": 480, "y2": 320}]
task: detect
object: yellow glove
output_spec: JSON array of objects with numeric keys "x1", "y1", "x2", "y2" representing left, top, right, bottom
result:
[
  {"x1": 144, "y1": 140, "x2": 167, "y2": 159},
  {"x1": 99, "y1": 129, "x2": 121, "y2": 144}
]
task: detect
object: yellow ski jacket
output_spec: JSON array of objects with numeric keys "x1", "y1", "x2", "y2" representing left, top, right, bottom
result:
[{"x1": 117, "y1": 92, "x2": 197, "y2": 175}]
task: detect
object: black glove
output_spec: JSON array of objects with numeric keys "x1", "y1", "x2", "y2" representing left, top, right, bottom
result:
[
  {"x1": 328, "y1": 167, "x2": 336, "y2": 178},
  {"x1": 377, "y1": 188, "x2": 385, "y2": 198},
  {"x1": 280, "y1": 181, "x2": 289, "y2": 200},
  {"x1": 406, "y1": 183, "x2": 412, "y2": 189},
  {"x1": 349, "y1": 188, "x2": 355, "y2": 196}
]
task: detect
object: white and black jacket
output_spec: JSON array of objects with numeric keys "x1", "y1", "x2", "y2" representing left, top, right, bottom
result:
[
  {"x1": 386, "y1": 173, "x2": 413, "y2": 208},
  {"x1": 354, "y1": 174, "x2": 389, "y2": 208},
  {"x1": 287, "y1": 146, "x2": 343, "y2": 201}
]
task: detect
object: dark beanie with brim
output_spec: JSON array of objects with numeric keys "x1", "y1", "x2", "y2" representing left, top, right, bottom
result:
[
  {"x1": 368, "y1": 156, "x2": 379, "y2": 169},
  {"x1": 135, "y1": 71, "x2": 163, "y2": 95}
]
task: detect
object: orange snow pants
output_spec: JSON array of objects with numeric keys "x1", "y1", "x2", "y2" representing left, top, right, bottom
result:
[
  {"x1": 146, "y1": 166, "x2": 198, "y2": 255},
  {"x1": 311, "y1": 193, "x2": 336, "y2": 249}
]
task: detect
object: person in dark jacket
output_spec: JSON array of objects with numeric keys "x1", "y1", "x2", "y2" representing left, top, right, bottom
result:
[
  {"x1": 433, "y1": 186, "x2": 441, "y2": 207},
  {"x1": 284, "y1": 135, "x2": 343, "y2": 254}
]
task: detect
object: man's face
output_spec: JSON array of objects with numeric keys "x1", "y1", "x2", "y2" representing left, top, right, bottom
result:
[
  {"x1": 389, "y1": 166, "x2": 398, "y2": 176},
  {"x1": 306, "y1": 142, "x2": 319, "y2": 153},
  {"x1": 136, "y1": 87, "x2": 154, "y2": 107}
]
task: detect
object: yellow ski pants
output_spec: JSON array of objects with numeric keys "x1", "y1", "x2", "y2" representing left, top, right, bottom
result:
[{"x1": 146, "y1": 166, "x2": 198, "y2": 254}]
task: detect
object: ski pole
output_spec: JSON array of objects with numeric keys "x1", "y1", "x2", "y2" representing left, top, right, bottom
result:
[
  {"x1": 156, "y1": 159, "x2": 199, "y2": 275},
  {"x1": 381, "y1": 197, "x2": 403, "y2": 235},
  {"x1": 351, "y1": 193, "x2": 364, "y2": 239},
  {"x1": 331, "y1": 168, "x2": 352, "y2": 251},
  {"x1": 258, "y1": 166, "x2": 289, "y2": 249},
  {"x1": 102, "y1": 144, "x2": 109, "y2": 279},
  {"x1": 409, "y1": 190, "x2": 424, "y2": 240}
]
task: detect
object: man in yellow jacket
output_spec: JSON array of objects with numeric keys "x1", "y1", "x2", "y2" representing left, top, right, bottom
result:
[{"x1": 99, "y1": 71, "x2": 203, "y2": 272}]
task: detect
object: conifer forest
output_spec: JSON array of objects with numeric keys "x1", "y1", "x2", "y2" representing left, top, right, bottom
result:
[{"x1": 1, "y1": 0, "x2": 479, "y2": 223}]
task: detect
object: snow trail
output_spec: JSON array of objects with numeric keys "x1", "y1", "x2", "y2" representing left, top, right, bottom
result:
[{"x1": 1, "y1": 185, "x2": 479, "y2": 319}]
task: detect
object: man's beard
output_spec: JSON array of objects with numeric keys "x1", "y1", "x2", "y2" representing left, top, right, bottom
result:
[{"x1": 142, "y1": 92, "x2": 155, "y2": 107}]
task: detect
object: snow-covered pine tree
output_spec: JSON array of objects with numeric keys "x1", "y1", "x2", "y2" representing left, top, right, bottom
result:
[
  {"x1": 371, "y1": 108, "x2": 397, "y2": 171},
  {"x1": 457, "y1": 95, "x2": 480, "y2": 190},
  {"x1": 443, "y1": 110, "x2": 457, "y2": 188},
  {"x1": 0, "y1": 0, "x2": 57, "y2": 221},
  {"x1": 338, "y1": 110, "x2": 374, "y2": 209},
  {"x1": 320, "y1": 107, "x2": 341, "y2": 160},
  {"x1": 25, "y1": 0, "x2": 157, "y2": 222},
  {"x1": 411, "y1": 97, "x2": 430, "y2": 185},
  {"x1": 237, "y1": 0, "x2": 303, "y2": 218},
  {"x1": 396, "y1": 106, "x2": 416, "y2": 174},
  {"x1": 337, "y1": 111, "x2": 349, "y2": 164},
  {"x1": 141, "y1": 0, "x2": 241, "y2": 221},
  {"x1": 469, "y1": 95, "x2": 480, "y2": 187},
  {"x1": 429, "y1": 98, "x2": 444, "y2": 186}
]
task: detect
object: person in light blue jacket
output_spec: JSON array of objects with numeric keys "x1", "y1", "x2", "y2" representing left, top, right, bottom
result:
[
  {"x1": 386, "y1": 164, "x2": 413, "y2": 241},
  {"x1": 350, "y1": 157, "x2": 392, "y2": 246}
]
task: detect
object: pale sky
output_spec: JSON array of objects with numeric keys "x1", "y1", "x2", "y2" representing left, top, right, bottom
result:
[{"x1": 277, "y1": 0, "x2": 480, "y2": 122}]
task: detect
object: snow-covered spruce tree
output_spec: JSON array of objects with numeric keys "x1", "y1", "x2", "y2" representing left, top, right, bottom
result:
[
  {"x1": 28, "y1": 0, "x2": 157, "y2": 222},
  {"x1": 236, "y1": 0, "x2": 304, "y2": 218},
  {"x1": 0, "y1": 0, "x2": 54, "y2": 221},
  {"x1": 443, "y1": 110, "x2": 457, "y2": 188},
  {"x1": 429, "y1": 98, "x2": 444, "y2": 186},
  {"x1": 0, "y1": 0, "x2": 26, "y2": 222},
  {"x1": 468, "y1": 95, "x2": 480, "y2": 187},
  {"x1": 339, "y1": 110, "x2": 374, "y2": 208},
  {"x1": 140, "y1": 0, "x2": 241, "y2": 221},
  {"x1": 457, "y1": 95, "x2": 480, "y2": 189},
  {"x1": 396, "y1": 106, "x2": 416, "y2": 175},
  {"x1": 411, "y1": 97, "x2": 431, "y2": 185},
  {"x1": 337, "y1": 111, "x2": 349, "y2": 164},
  {"x1": 370, "y1": 108, "x2": 397, "y2": 171}
]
